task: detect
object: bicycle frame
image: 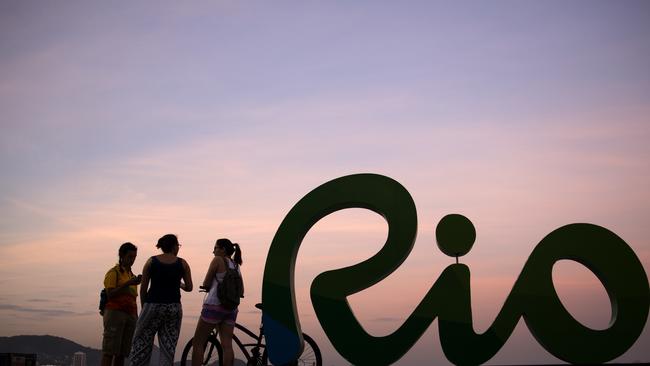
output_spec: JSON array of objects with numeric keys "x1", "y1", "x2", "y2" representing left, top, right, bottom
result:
[
  {"x1": 181, "y1": 303, "x2": 321, "y2": 366},
  {"x1": 231, "y1": 323, "x2": 266, "y2": 363}
]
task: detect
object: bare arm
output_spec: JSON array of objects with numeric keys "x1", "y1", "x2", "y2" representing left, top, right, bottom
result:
[
  {"x1": 201, "y1": 256, "x2": 224, "y2": 290},
  {"x1": 240, "y1": 267, "x2": 245, "y2": 297},
  {"x1": 106, "y1": 276, "x2": 140, "y2": 298},
  {"x1": 139, "y1": 258, "x2": 152, "y2": 307},
  {"x1": 180, "y1": 258, "x2": 193, "y2": 292}
]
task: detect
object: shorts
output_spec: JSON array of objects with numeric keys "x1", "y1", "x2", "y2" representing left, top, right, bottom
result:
[
  {"x1": 200, "y1": 304, "x2": 238, "y2": 326},
  {"x1": 102, "y1": 309, "x2": 137, "y2": 356}
]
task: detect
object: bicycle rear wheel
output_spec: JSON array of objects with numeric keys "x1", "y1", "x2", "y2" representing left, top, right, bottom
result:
[
  {"x1": 263, "y1": 333, "x2": 322, "y2": 366},
  {"x1": 297, "y1": 333, "x2": 322, "y2": 366},
  {"x1": 180, "y1": 336, "x2": 223, "y2": 366}
]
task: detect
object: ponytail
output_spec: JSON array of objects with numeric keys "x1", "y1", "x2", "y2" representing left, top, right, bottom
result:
[{"x1": 233, "y1": 243, "x2": 243, "y2": 266}]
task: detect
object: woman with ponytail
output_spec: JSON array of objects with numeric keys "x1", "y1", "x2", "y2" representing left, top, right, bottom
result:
[{"x1": 191, "y1": 238, "x2": 244, "y2": 366}]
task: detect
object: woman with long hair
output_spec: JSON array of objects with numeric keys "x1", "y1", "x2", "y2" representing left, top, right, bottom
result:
[
  {"x1": 129, "y1": 234, "x2": 193, "y2": 366},
  {"x1": 192, "y1": 238, "x2": 243, "y2": 366}
]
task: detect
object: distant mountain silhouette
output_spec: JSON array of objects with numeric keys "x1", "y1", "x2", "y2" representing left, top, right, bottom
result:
[
  {"x1": 0, "y1": 335, "x2": 101, "y2": 365},
  {"x1": 0, "y1": 335, "x2": 162, "y2": 366}
]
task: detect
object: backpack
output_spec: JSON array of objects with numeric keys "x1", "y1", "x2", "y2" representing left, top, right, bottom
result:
[
  {"x1": 99, "y1": 268, "x2": 119, "y2": 316},
  {"x1": 217, "y1": 258, "x2": 244, "y2": 310}
]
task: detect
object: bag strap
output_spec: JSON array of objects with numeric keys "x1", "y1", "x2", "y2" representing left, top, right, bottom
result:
[{"x1": 216, "y1": 257, "x2": 234, "y2": 282}]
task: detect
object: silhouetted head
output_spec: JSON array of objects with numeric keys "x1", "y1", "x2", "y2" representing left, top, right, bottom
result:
[
  {"x1": 214, "y1": 238, "x2": 243, "y2": 265},
  {"x1": 118, "y1": 242, "x2": 137, "y2": 270},
  {"x1": 157, "y1": 234, "x2": 180, "y2": 254}
]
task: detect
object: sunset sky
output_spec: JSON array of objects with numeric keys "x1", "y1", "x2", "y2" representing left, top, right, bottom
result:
[{"x1": 1, "y1": 1, "x2": 649, "y2": 365}]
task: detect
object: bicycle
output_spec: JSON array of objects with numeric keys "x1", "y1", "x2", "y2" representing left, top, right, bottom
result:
[{"x1": 180, "y1": 302, "x2": 322, "y2": 366}]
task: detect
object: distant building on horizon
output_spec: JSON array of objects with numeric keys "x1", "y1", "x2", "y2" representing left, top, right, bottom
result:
[
  {"x1": 72, "y1": 351, "x2": 86, "y2": 366},
  {"x1": 0, "y1": 353, "x2": 37, "y2": 366}
]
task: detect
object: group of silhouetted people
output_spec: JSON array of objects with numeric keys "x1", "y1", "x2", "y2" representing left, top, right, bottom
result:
[{"x1": 100, "y1": 234, "x2": 243, "y2": 366}]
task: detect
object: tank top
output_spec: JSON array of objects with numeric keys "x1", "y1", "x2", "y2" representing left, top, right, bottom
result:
[
  {"x1": 146, "y1": 256, "x2": 184, "y2": 304},
  {"x1": 204, "y1": 257, "x2": 240, "y2": 306}
]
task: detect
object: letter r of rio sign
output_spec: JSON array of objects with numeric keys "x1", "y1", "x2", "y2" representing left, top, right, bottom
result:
[{"x1": 261, "y1": 174, "x2": 649, "y2": 365}]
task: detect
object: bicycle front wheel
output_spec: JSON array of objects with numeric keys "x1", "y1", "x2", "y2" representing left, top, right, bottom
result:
[
  {"x1": 180, "y1": 336, "x2": 223, "y2": 366},
  {"x1": 263, "y1": 333, "x2": 322, "y2": 366}
]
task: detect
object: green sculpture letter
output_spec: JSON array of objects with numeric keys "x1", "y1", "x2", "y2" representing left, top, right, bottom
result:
[{"x1": 262, "y1": 173, "x2": 649, "y2": 365}]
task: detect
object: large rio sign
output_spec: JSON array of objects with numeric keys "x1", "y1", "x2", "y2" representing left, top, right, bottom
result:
[{"x1": 261, "y1": 174, "x2": 649, "y2": 365}]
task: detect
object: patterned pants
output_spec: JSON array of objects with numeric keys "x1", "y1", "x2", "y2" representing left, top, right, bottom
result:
[{"x1": 129, "y1": 303, "x2": 183, "y2": 366}]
